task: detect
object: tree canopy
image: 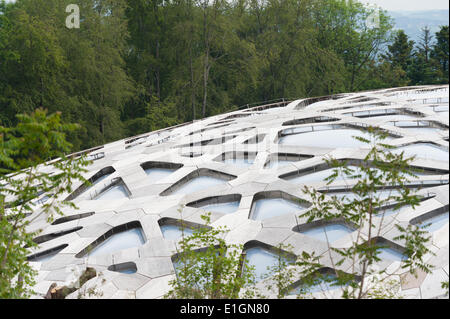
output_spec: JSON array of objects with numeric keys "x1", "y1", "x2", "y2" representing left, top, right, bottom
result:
[{"x1": 0, "y1": 0, "x2": 448, "y2": 151}]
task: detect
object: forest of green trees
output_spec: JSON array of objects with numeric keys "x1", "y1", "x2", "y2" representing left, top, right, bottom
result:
[{"x1": 0, "y1": 0, "x2": 448, "y2": 152}]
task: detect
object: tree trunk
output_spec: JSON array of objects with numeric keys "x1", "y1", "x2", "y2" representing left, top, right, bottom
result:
[
  {"x1": 156, "y1": 39, "x2": 161, "y2": 101},
  {"x1": 190, "y1": 45, "x2": 195, "y2": 120},
  {"x1": 202, "y1": 51, "x2": 209, "y2": 119},
  {"x1": 201, "y1": 4, "x2": 210, "y2": 119}
]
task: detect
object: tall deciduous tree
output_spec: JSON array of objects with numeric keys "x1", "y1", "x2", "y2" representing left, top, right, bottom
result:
[
  {"x1": 312, "y1": 0, "x2": 394, "y2": 91},
  {"x1": 2, "y1": 0, "x2": 447, "y2": 153},
  {"x1": 0, "y1": 0, "x2": 132, "y2": 150}
]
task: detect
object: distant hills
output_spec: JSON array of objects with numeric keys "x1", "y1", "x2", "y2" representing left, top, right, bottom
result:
[{"x1": 388, "y1": 9, "x2": 449, "y2": 43}]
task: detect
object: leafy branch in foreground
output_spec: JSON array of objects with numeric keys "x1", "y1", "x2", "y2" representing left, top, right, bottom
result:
[
  {"x1": 163, "y1": 127, "x2": 443, "y2": 299},
  {"x1": 165, "y1": 211, "x2": 258, "y2": 299},
  {"x1": 261, "y1": 243, "x2": 298, "y2": 298},
  {"x1": 298, "y1": 127, "x2": 435, "y2": 299},
  {"x1": 0, "y1": 108, "x2": 90, "y2": 298}
]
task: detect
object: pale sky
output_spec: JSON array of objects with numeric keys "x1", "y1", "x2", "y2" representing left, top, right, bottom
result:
[{"x1": 362, "y1": 0, "x2": 449, "y2": 11}]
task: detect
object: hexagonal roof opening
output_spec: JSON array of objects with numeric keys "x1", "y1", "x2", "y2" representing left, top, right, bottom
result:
[
  {"x1": 249, "y1": 191, "x2": 311, "y2": 221},
  {"x1": 160, "y1": 168, "x2": 236, "y2": 196}
]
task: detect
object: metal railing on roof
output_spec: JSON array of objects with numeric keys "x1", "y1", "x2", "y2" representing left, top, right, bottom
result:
[{"x1": 237, "y1": 98, "x2": 291, "y2": 111}]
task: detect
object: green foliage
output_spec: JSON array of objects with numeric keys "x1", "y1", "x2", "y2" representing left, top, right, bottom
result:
[
  {"x1": 0, "y1": 108, "x2": 90, "y2": 298},
  {"x1": 261, "y1": 243, "x2": 299, "y2": 298},
  {"x1": 167, "y1": 128, "x2": 443, "y2": 300},
  {"x1": 123, "y1": 94, "x2": 180, "y2": 137},
  {"x1": 313, "y1": 0, "x2": 394, "y2": 91},
  {"x1": 407, "y1": 27, "x2": 441, "y2": 85},
  {"x1": 299, "y1": 128, "x2": 435, "y2": 299},
  {"x1": 165, "y1": 211, "x2": 257, "y2": 299},
  {"x1": 432, "y1": 26, "x2": 449, "y2": 83},
  {"x1": 1, "y1": 1, "x2": 447, "y2": 299},
  {"x1": 0, "y1": 0, "x2": 132, "y2": 150},
  {"x1": 442, "y1": 280, "x2": 449, "y2": 297},
  {"x1": 384, "y1": 30, "x2": 415, "y2": 72},
  {"x1": 383, "y1": 25, "x2": 450, "y2": 86},
  {"x1": 5, "y1": 0, "x2": 447, "y2": 151}
]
